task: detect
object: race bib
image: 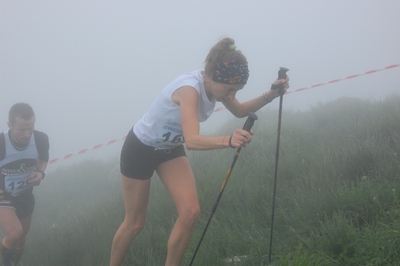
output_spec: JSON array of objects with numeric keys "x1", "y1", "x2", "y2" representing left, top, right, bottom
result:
[
  {"x1": 155, "y1": 124, "x2": 185, "y2": 147},
  {"x1": 1, "y1": 159, "x2": 36, "y2": 197},
  {"x1": 4, "y1": 174, "x2": 32, "y2": 197}
]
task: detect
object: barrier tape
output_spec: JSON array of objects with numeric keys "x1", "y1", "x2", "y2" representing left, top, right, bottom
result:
[
  {"x1": 285, "y1": 63, "x2": 399, "y2": 95},
  {"x1": 48, "y1": 137, "x2": 126, "y2": 165},
  {"x1": 48, "y1": 63, "x2": 399, "y2": 165}
]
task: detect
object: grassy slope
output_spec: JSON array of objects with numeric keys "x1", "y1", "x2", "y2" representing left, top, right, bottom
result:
[{"x1": 13, "y1": 95, "x2": 400, "y2": 266}]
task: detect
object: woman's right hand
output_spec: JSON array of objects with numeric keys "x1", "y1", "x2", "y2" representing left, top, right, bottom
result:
[
  {"x1": 230, "y1": 128, "x2": 253, "y2": 148},
  {"x1": 0, "y1": 189, "x2": 4, "y2": 199}
]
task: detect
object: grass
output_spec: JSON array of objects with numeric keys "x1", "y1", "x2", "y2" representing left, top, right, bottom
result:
[{"x1": 3, "y1": 94, "x2": 399, "y2": 265}]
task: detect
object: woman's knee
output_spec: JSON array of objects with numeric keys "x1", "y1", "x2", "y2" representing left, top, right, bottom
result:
[
  {"x1": 121, "y1": 218, "x2": 145, "y2": 236},
  {"x1": 179, "y1": 203, "x2": 200, "y2": 224}
]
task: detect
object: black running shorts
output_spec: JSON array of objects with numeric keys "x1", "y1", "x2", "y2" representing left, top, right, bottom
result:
[
  {"x1": 0, "y1": 192, "x2": 35, "y2": 219},
  {"x1": 120, "y1": 128, "x2": 186, "y2": 180}
]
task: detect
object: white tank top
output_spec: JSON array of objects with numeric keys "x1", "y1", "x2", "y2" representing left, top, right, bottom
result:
[
  {"x1": 0, "y1": 131, "x2": 38, "y2": 197},
  {"x1": 133, "y1": 70, "x2": 216, "y2": 149}
]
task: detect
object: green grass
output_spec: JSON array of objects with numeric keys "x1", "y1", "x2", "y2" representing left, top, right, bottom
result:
[{"x1": 4, "y1": 95, "x2": 400, "y2": 265}]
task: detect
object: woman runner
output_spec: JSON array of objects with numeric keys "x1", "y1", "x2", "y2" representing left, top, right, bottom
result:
[{"x1": 110, "y1": 37, "x2": 289, "y2": 266}]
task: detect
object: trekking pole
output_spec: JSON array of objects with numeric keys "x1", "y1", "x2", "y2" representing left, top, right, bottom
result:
[
  {"x1": 189, "y1": 112, "x2": 258, "y2": 266},
  {"x1": 268, "y1": 67, "x2": 289, "y2": 263}
]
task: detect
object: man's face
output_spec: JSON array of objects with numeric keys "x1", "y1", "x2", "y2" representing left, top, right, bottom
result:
[{"x1": 8, "y1": 116, "x2": 35, "y2": 145}]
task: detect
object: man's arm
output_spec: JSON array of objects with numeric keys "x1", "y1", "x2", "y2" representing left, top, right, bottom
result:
[{"x1": 29, "y1": 131, "x2": 49, "y2": 186}]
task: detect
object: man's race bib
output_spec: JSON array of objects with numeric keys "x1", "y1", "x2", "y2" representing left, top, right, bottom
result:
[
  {"x1": 1, "y1": 159, "x2": 36, "y2": 197},
  {"x1": 4, "y1": 174, "x2": 32, "y2": 197}
]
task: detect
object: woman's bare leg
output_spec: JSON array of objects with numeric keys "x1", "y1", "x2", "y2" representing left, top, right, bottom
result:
[
  {"x1": 157, "y1": 156, "x2": 200, "y2": 266},
  {"x1": 110, "y1": 175, "x2": 151, "y2": 266}
]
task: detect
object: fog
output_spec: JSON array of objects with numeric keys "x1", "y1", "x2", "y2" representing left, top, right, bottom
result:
[{"x1": 1, "y1": 1, "x2": 399, "y2": 168}]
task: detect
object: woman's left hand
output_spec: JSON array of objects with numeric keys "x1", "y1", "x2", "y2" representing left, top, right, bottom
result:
[{"x1": 270, "y1": 75, "x2": 290, "y2": 98}]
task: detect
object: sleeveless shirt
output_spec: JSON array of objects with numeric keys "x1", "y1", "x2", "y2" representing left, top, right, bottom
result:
[
  {"x1": 133, "y1": 70, "x2": 216, "y2": 149},
  {"x1": 0, "y1": 130, "x2": 49, "y2": 197}
]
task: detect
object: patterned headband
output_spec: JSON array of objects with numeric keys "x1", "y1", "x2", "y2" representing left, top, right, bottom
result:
[{"x1": 212, "y1": 60, "x2": 249, "y2": 84}]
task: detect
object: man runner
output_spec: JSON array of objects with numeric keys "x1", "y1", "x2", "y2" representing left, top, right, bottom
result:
[{"x1": 0, "y1": 103, "x2": 49, "y2": 266}]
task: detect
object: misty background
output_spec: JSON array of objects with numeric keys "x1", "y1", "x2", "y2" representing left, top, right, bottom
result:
[{"x1": 1, "y1": 0, "x2": 399, "y2": 170}]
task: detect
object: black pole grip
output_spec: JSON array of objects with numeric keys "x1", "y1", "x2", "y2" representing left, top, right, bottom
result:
[
  {"x1": 242, "y1": 112, "x2": 258, "y2": 132},
  {"x1": 278, "y1": 67, "x2": 289, "y2": 80},
  {"x1": 271, "y1": 67, "x2": 289, "y2": 94}
]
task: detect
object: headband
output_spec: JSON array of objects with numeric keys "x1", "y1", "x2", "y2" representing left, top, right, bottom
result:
[{"x1": 212, "y1": 60, "x2": 249, "y2": 84}]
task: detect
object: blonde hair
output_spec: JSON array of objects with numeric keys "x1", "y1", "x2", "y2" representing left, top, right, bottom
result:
[{"x1": 204, "y1": 37, "x2": 248, "y2": 76}]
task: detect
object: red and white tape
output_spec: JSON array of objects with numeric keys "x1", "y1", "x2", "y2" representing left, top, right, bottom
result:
[
  {"x1": 48, "y1": 137, "x2": 126, "y2": 165},
  {"x1": 286, "y1": 64, "x2": 399, "y2": 95},
  {"x1": 48, "y1": 64, "x2": 399, "y2": 165}
]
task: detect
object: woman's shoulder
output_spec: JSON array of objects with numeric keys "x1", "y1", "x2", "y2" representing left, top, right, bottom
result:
[
  {"x1": 174, "y1": 70, "x2": 203, "y2": 83},
  {"x1": 164, "y1": 70, "x2": 204, "y2": 92}
]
